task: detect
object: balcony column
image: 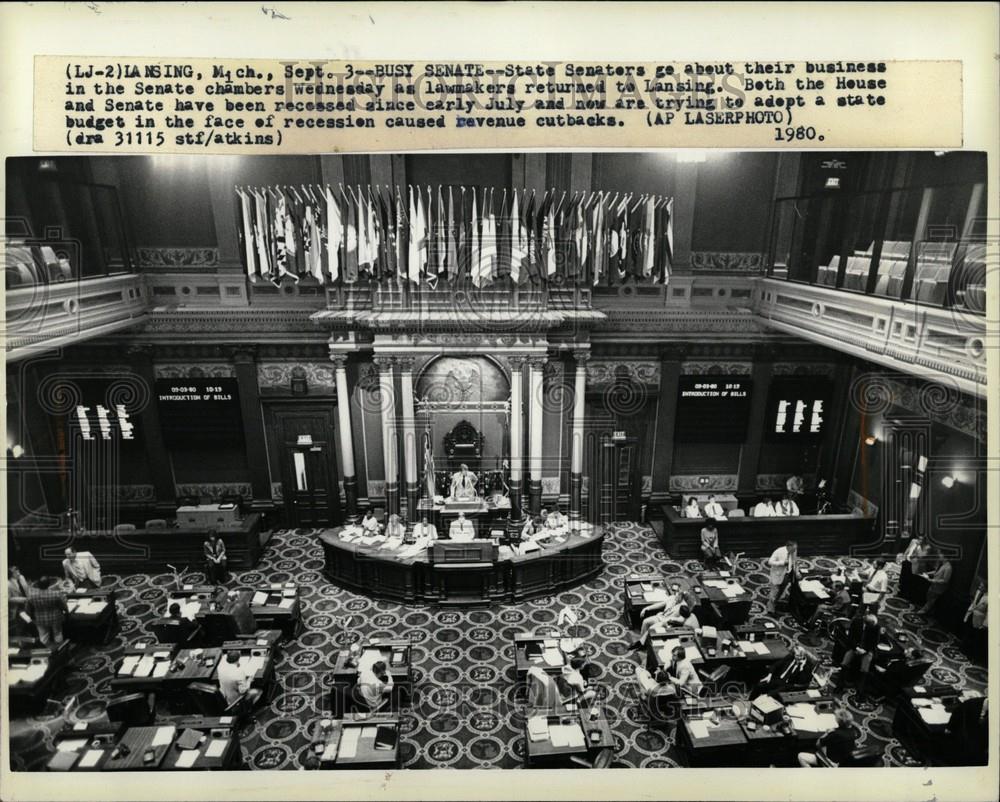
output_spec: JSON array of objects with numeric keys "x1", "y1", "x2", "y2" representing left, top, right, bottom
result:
[
  {"x1": 330, "y1": 353, "x2": 359, "y2": 524},
  {"x1": 373, "y1": 355, "x2": 400, "y2": 517},
  {"x1": 508, "y1": 356, "x2": 526, "y2": 519},
  {"x1": 527, "y1": 355, "x2": 547, "y2": 515},
  {"x1": 569, "y1": 350, "x2": 590, "y2": 524},
  {"x1": 397, "y1": 356, "x2": 420, "y2": 521}
]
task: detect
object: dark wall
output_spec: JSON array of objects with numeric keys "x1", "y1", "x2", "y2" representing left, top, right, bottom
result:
[
  {"x1": 406, "y1": 153, "x2": 511, "y2": 190},
  {"x1": 691, "y1": 153, "x2": 777, "y2": 253}
]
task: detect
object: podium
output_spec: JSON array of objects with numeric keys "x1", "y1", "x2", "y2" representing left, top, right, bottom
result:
[{"x1": 430, "y1": 541, "x2": 499, "y2": 605}]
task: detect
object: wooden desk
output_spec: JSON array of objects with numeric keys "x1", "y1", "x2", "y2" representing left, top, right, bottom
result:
[
  {"x1": 7, "y1": 641, "x2": 72, "y2": 711},
  {"x1": 695, "y1": 571, "x2": 752, "y2": 628},
  {"x1": 64, "y1": 589, "x2": 118, "y2": 644},
  {"x1": 320, "y1": 525, "x2": 604, "y2": 604},
  {"x1": 660, "y1": 505, "x2": 876, "y2": 559},
  {"x1": 9, "y1": 514, "x2": 265, "y2": 576},
  {"x1": 676, "y1": 705, "x2": 749, "y2": 767},
  {"x1": 892, "y1": 685, "x2": 964, "y2": 766},
  {"x1": 330, "y1": 639, "x2": 413, "y2": 717},
  {"x1": 513, "y1": 634, "x2": 588, "y2": 683},
  {"x1": 524, "y1": 709, "x2": 614, "y2": 767},
  {"x1": 315, "y1": 715, "x2": 401, "y2": 770},
  {"x1": 242, "y1": 584, "x2": 301, "y2": 639},
  {"x1": 110, "y1": 644, "x2": 179, "y2": 693},
  {"x1": 623, "y1": 576, "x2": 669, "y2": 631}
]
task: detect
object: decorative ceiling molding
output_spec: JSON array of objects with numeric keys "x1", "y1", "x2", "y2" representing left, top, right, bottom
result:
[
  {"x1": 690, "y1": 252, "x2": 766, "y2": 272},
  {"x1": 257, "y1": 362, "x2": 337, "y2": 390},
  {"x1": 136, "y1": 247, "x2": 219, "y2": 269},
  {"x1": 585, "y1": 360, "x2": 661, "y2": 386},
  {"x1": 681, "y1": 361, "x2": 753, "y2": 375},
  {"x1": 155, "y1": 363, "x2": 235, "y2": 379}
]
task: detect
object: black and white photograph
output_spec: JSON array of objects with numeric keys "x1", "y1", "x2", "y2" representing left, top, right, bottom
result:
[{"x1": 3, "y1": 148, "x2": 990, "y2": 775}]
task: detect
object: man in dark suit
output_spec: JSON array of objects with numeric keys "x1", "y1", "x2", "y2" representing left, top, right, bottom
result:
[
  {"x1": 752, "y1": 645, "x2": 817, "y2": 697},
  {"x1": 798, "y1": 709, "x2": 859, "y2": 767},
  {"x1": 946, "y1": 695, "x2": 988, "y2": 766},
  {"x1": 838, "y1": 613, "x2": 882, "y2": 698}
]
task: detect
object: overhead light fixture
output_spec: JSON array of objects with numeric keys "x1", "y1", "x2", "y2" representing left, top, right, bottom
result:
[
  {"x1": 864, "y1": 435, "x2": 878, "y2": 446},
  {"x1": 917, "y1": 456, "x2": 928, "y2": 473},
  {"x1": 909, "y1": 483, "x2": 922, "y2": 500},
  {"x1": 941, "y1": 475, "x2": 956, "y2": 488}
]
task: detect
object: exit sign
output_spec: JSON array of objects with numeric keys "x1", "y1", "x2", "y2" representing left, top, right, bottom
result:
[{"x1": 612, "y1": 430, "x2": 626, "y2": 441}]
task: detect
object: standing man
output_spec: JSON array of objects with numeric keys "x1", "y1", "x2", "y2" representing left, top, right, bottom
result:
[
  {"x1": 204, "y1": 533, "x2": 228, "y2": 584},
  {"x1": 26, "y1": 576, "x2": 68, "y2": 647},
  {"x1": 838, "y1": 612, "x2": 882, "y2": 698},
  {"x1": 898, "y1": 536, "x2": 930, "y2": 599},
  {"x1": 767, "y1": 540, "x2": 799, "y2": 612},
  {"x1": 863, "y1": 559, "x2": 890, "y2": 610},
  {"x1": 62, "y1": 548, "x2": 102, "y2": 589},
  {"x1": 919, "y1": 552, "x2": 953, "y2": 616},
  {"x1": 702, "y1": 495, "x2": 727, "y2": 521},
  {"x1": 448, "y1": 512, "x2": 476, "y2": 542}
]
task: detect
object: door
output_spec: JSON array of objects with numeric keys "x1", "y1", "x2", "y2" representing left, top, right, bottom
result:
[
  {"x1": 590, "y1": 434, "x2": 641, "y2": 525},
  {"x1": 266, "y1": 403, "x2": 342, "y2": 528}
]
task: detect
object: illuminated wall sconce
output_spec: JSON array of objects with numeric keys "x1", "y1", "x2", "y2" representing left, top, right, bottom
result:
[
  {"x1": 917, "y1": 456, "x2": 928, "y2": 473},
  {"x1": 864, "y1": 435, "x2": 878, "y2": 446},
  {"x1": 697, "y1": 476, "x2": 710, "y2": 487},
  {"x1": 909, "y1": 483, "x2": 922, "y2": 500},
  {"x1": 6, "y1": 444, "x2": 24, "y2": 459},
  {"x1": 940, "y1": 475, "x2": 957, "y2": 489}
]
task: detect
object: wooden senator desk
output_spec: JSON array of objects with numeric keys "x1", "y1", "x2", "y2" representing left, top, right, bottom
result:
[
  {"x1": 623, "y1": 575, "x2": 671, "y2": 630},
  {"x1": 891, "y1": 684, "x2": 965, "y2": 765},
  {"x1": 512, "y1": 634, "x2": 587, "y2": 682},
  {"x1": 643, "y1": 627, "x2": 702, "y2": 674},
  {"x1": 319, "y1": 526, "x2": 605, "y2": 604},
  {"x1": 523, "y1": 707, "x2": 615, "y2": 768},
  {"x1": 8, "y1": 514, "x2": 264, "y2": 576},
  {"x1": 315, "y1": 714, "x2": 401, "y2": 770},
  {"x1": 7, "y1": 641, "x2": 73, "y2": 712},
  {"x1": 47, "y1": 719, "x2": 241, "y2": 772},
  {"x1": 65, "y1": 588, "x2": 119, "y2": 644},
  {"x1": 659, "y1": 505, "x2": 876, "y2": 559},
  {"x1": 243, "y1": 583, "x2": 301, "y2": 639},
  {"x1": 330, "y1": 639, "x2": 413, "y2": 718},
  {"x1": 675, "y1": 698, "x2": 749, "y2": 767},
  {"x1": 694, "y1": 571, "x2": 752, "y2": 628}
]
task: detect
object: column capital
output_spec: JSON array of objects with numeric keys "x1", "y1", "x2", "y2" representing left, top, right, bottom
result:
[
  {"x1": 572, "y1": 350, "x2": 591, "y2": 364},
  {"x1": 372, "y1": 354, "x2": 396, "y2": 371},
  {"x1": 329, "y1": 353, "x2": 350, "y2": 370},
  {"x1": 396, "y1": 356, "x2": 417, "y2": 373},
  {"x1": 508, "y1": 355, "x2": 529, "y2": 370},
  {"x1": 527, "y1": 355, "x2": 549, "y2": 370}
]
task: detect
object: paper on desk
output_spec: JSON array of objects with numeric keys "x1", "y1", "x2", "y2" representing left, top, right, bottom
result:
[
  {"x1": 23, "y1": 664, "x2": 47, "y2": 682},
  {"x1": 278, "y1": 598, "x2": 296, "y2": 609},
  {"x1": 152, "y1": 660, "x2": 169, "y2": 678},
  {"x1": 361, "y1": 726, "x2": 377, "y2": 739},
  {"x1": 56, "y1": 738, "x2": 88, "y2": 752},
  {"x1": 205, "y1": 739, "x2": 228, "y2": 758},
  {"x1": 807, "y1": 689, "x2": 821, "y2": 698},
  {"x1": 688, "y1": 720, "x2": 710, "y2": 739},
  {"x1": 78, "y1": 749, "x2": 103, "y2": 768},
  {"x1": 120, "y1": 655, "x2": 140, "y2": 676},
  {"x1": 751, "y1": 641, "x2": 771, "y2": 655},
  {"x1": 564, "y1": 723, "x2": 585, "y2": 748},
  {"x1": 151, "y1": 726, "x2": 175, "y2": 747},
  {"x1": 66, "y1": 600, "x2": 80, "y2": 613},
  {"x1": 737, "y1": 640, "x2": 754, "y2": 653},
  {"x1": 251, "y1": 592, "x2": 268, "y2": 606},
  {"x1": 718, "y1": 571, "x2": 730, "y2": 578},
  {"x1": 135, "y1": 656, "x2": 155, "y2": 677},
  {"x1": 721, "y1": 585, "x2": 744, "y2": 598},
  {"x1": 701, "y1": 626, "x2": 718, "y2": 640},
  {"x1": 542, "y1": 648, "x2": 564, "y2": 667},
  {"x1": 175, "y1": 749, "x2": 199, "y2": 768},
  {"x1": 338, "y1": 727, "x2": 360, "y2": 759},
  {"x1": 917, "y1": 705, "x2": 950, "y2": 726},
  {"x1": 527, "y1": 716, "x2": 548, "y2": 742},
  {"x1": 643, "y1": 589, "x2": 669, "y2": 604}
]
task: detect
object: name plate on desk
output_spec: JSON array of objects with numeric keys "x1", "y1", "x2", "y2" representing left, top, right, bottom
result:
[{"x1": 431, "y1": 541, "x2": 497, "y2": 564}]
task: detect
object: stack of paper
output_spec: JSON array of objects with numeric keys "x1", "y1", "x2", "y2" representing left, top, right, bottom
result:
[
  {"x1": 278, "y1": 598, "x2": 296, "y2": 609},
  {"x1": 542, "y1": 648, "x2": 564, "y2": 667},
  {"x1": 151, "y1": 726, "x2": 176, "y2": 747},
  {"x1": 7, "y1": 667, "x2": 26, "y2": 684},
  {"x1": 205, "y1": 739, "x2": 228, "y2": 758},
  {"x1": 152, "y1": 661, "x2": 169, "y2": 678},
  {"x1": 134, "y1": 655, "x2": 155, "y2": 677},
  {"x1": 688, "y1": 719, "x2": 710, "y2": 739},
  {"x1": 722, "y1": 585, "x2": 745, "y2": 598},
  {"x1": 750, "y1": 641, "x2": 770, "y2": 655},
  {"x1": 917, "y1": 704, "x2": 950, "y2": 726},
  {"x1": 175, "y1": 749, "x2": 199, "y2": 769},
  {"x1": 643, "y1": 589, "x2": 669, "y2": 603},
  {"x1": 251, "y1": 591, "x2": 269, "y2": 606},
  {"x1": 338, "y1": 728, "x2": 360, "y2": 759},
  {"x1": 78, "y1": 749, "x2": 103, "y2": 768},
  {"x1": 181, "y1": 601, "x2": 201, "y2": 620},
  {"x1": 119, "y1": 655, "x2": 140, "y2": 676},
  {"x1": 527, "y1": 717, "x2": 549, "y2": 742}
]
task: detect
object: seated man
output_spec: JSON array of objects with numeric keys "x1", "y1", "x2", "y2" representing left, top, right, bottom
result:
[
  {"x1": 410, "y1": 515, "x2": 438, "y2": 543},
  {"x1": 384, "y1": 513, "x2": 406, "y2": 540},
  {"x1": 518, "y1": 515, "x2": 537, "y2": 541},
  {"x1": 874, "y1": 646, "x2": 931, "y2": 690},
  {"x1": 682, "y1": 497, "x2": 702, "y2": 519},
  {"x1": 629, "y1": 587, "x2": 685, "y2": 649},
  {"x1": 804, "y1": 580, "x2": 853, "y2": 629},
  {"x1": 699, "y1": 524, "x2": 723, "y2": 568},
  {"x1": 753, "y1": 645, "x2": 817, "y2": 697},
  {"x1": 702, "y1": 495, "x2": 727, "y2": 521},
  {"x1": 753, "y1": 498, "x2": 777, "y2": 518},
  {"x1": 635, "y1": 645, "x2": 702, "y2": 701},
  {"x1": 777, "y1": 494, "x2": 800, "y2": 517},
  {"x1": 360, "y1": 508, "x2": 382, "y2": 534},
  {"x1": 449, "y1": 463, "x2": 478, "y2": 501},
  {"x1": 62, "y1": 548, "x2": 102, "y2": 589},
  {"x1": 798, "y1": 709, "x2": 858, "y2": 767},
  {"x1": 217, "y1": 649, "x2": 262, "y2": 707},
  {"x1": 448, "y1": 512, "x2": 476, "y2": 542},
  {"x1": 356, "y1": 659, "x2": 395, "y2": 713},
  {"x1": 167, "y1": 602, "x2": 183, "y2": 619},
  {"x1": 546, "y1": 506, "x2": 568, "y2": 530},
  {"x1": 837, "y1": 612, "x2": 882, "y2": 698},
  {"x1": 673, "y1": 604, "x2": 701, "y2": 632}
]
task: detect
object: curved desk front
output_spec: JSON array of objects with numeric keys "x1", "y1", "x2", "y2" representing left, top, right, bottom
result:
[{"x1": 319, "y1": 528, "x2": 605, "y2": 605}]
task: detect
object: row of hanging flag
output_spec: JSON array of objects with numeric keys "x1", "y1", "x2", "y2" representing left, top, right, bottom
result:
[{"x1": 234, "y1": 183, "x2": 673, "y2": 288}]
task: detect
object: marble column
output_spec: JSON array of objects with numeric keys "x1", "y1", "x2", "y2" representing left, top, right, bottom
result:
[
  {"x1": 508, "y1": 356, "x2": 526, "y2": 519},
  {"x1": 330, "y1": 354, "x2": 359, "y2": 523},
  {"x1": 527, "y1": 355, "x2": 547, "y2": 515},
  {"x1": 569, "y1": 351, "x2": 590, "y2": 523},
  {"x1": 398, "y1": 356, "x2": 420, "y2": 521},
  {"x1": 374, "y1": 355, "x2": 400, "y2": 516}
]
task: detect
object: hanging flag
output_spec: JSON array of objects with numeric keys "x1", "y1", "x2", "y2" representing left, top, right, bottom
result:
[
  {"x1": 446, "y1": 186, "x2": 458, "y2": 280},
  {"x1": 496, "y1": 189, "x2": 511, "y2": 279},
  {"x1": 307, "y1": 200, "x2": 323, "y2": 281},
  {"x1": 407, "y1": 186, "x2": 420, "y2": 283},
  {"x1": 253, "y1": 190, "x2": 271, "y2": 278},
  {"x1": 425, "y1": 185, "x2": 439, "y2": 286},
  {"x1": 509, "y1": 189, "x2": 523, "y2": 283},
  {"x1": 658, "y1": 197, "x2": 674, "y2": 284},
  {"x1": 476, "y1": 189, "x2": 497, "y2": 287},
  {"x1": 325, "y1": 186, "x2": 341, "y2": 283},
  {"x1": 543, "y1": 194, "x2": 557, "y2": 276},
  {"x1": 395, "y1": 186, "x2": 408, "y2": 283},
  {"x1": 592, "y1": 196, "x2": 605, "y2": 286},
  {"x1": 469, "y1": 188, "x2": 480, "y2": 285},
  {"x1": 236, "y1": 189, "x2": 256, "y2": 279},
  {"x1": 422, "y1": 429, "x2": 436, "y2": 502},
  {"x1": 642, "y1": 196, "x2": 656, "y2": 278},
  {"x1": 344, "y1": 187, "x2": 359, "y2": 282}
]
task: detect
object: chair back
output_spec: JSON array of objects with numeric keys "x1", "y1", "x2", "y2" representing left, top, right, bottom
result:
[
  {"x1": 186, "y1": 681, "x2": 226, "y2": 716},
  {"x1": 150, "y1": 619, "x2": 195, "y2": 646},
  {"x1": 591, "y1": 748, "x2": 615, "y2": 769},
  {"x1": 198, "y1": 612, "x2": 240, "y2": 644},
  {"x1": 144, "y1": 519, "x2": 168, "y2": 530},
  {"x1": 728, "y1": 508, "x2": 745, "y2": 518},
  {"x1": 105, "y1": 692, "x2": 154, "y2": 726},
  {"x1": 113, "y1": 523, "x2": 137, "y2": 534}
]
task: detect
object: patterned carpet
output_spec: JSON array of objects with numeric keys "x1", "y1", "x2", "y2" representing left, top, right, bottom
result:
[{"x1": 8, "y1": 521, "x2": 988, "y2": 770}]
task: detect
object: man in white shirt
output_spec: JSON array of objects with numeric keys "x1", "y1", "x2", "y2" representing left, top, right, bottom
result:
[
  {"x1": 217, "y1": 649, "x2": 259, "y2": 706},
  {"x1": 863, "y1": 559, "x2": 889, "y2": 609},
  {"x1": 360, "y1": 510, "x2": 381, "y2": 534},
  {"x1": 767, "y1": 540, "x2": 799, "y2": 612},
  {"x1": 411, "y1": 516, "x2": 437, "y2": 543},
  {"x1": 546, "y1": 507, "x2": 568, "y2": 531},
  {"x1": 702, "y1": 495, "x2": 727, "y2": 521},
  {"x1": 448, "y1": 512, "x2": 476, "y2": 542},
  {"x1": 777, "y1": 495, "x2": 800, "y2": 517},
  {"x1": 356, "y1": 659, "x2": 394, "y2": 712},
  {"x1": 753, "y1": 498, "x2": 777, "y2": 518},
  {"x1": 62, "y1": 548, "x2": 102, "y2": 589},
  {"x1": 683, "y1": 498, "x2": 702, "y2": 518}
]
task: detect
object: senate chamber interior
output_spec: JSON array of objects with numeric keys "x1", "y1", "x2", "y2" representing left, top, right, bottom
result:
[{"x1": 3, "y1": 150, "x2": 990, "y2": 772}]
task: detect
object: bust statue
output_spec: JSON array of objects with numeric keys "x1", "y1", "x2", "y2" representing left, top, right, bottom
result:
[{"x1": 449, "y1": 463, "x2": 478, "y2": 501}]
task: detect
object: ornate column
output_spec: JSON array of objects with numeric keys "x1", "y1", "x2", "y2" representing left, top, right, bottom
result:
[
  {"x1": 397, "y1": 356, "x2": 420, "y2": 520},
  {"x1": 508, "y1": 356, "x2": 526, "y2": 519},
  {"x1": 330, "y1": 354, "x2": 359, "y2": 523},
  {"x1": 569, "y1": 350, "x2": 590, "y2": 523},
  {"x1": 527, "y1": 355, "x2": 547, "y2": 515},
  {"x1": 374, "y1": 355, "x2": 400, "y2": 516}
]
